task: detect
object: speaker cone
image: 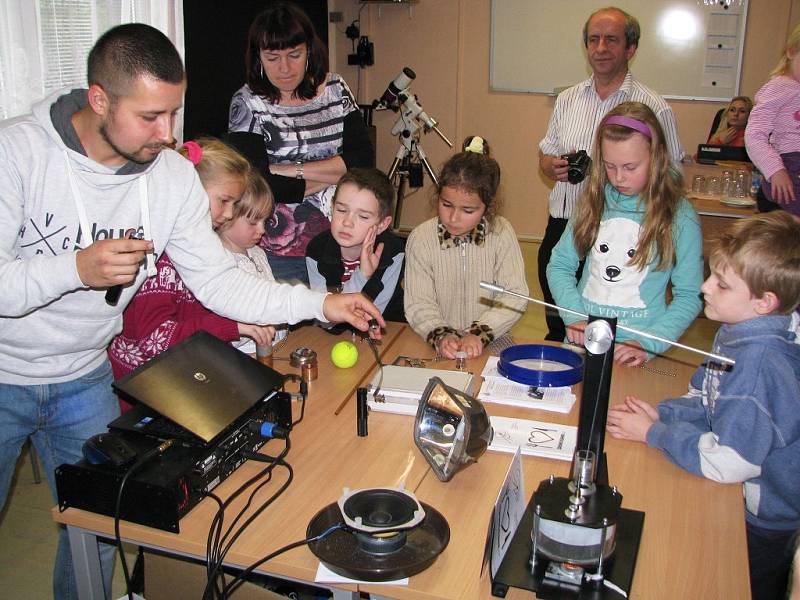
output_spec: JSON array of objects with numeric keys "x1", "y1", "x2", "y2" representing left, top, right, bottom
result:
[{"x1": 337, "y1": 487, "x2": 425, "y2": 533}]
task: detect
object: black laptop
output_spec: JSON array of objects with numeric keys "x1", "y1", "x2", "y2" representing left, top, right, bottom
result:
[
  {"x1": 696, "y1": 144, "x2": 751, "y2": 164},
  {"x1": 110, "y1": 331, "x2": 285, "y2": 445}
]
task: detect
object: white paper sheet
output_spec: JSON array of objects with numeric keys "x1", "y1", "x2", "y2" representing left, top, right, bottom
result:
[{"x1": 489, "y1": 416, "x2": 577, "y2": 461}]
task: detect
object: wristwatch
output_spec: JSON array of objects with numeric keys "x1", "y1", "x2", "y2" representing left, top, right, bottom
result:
[{"x1": 295, "y1": 160, "x2": 304, "y2": 179}]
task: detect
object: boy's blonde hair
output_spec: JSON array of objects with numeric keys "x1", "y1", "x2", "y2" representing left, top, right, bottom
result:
[
  {"x1": 178, "y1": 137, "x2": 251, "y2": 188},
  {"x1": 217, "y1": 169, "x2": 274, "y2": 234},
  {"x1": 710, "y1": 212, "x2": 800, "y2": 314},
  {"x1": 572, "y1": 101, "x2": 684, "y2": 271},
  {"x1": 770, "y1": 22, "x2": 800, "y2": 77}
]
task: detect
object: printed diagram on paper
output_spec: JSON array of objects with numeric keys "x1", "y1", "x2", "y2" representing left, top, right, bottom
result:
[
  {"x1": 489, "y1": 416, "x2": 576, "y2": 461},
  {"x1": 478, "y1": 357, "x2": 576, "y2": 413}
]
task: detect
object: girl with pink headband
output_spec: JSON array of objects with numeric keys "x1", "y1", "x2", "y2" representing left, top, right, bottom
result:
[
  {"x1": 109, "y1": 138, "x2": 275, "y2": 411},
  {"x1": 547, "y1": 101, "x2": 703, "y2": 366}
]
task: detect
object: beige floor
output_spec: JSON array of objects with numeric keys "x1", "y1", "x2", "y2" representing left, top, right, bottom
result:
[{"x1": 0, "y1": 241, "x2": 719, "y2": 599}]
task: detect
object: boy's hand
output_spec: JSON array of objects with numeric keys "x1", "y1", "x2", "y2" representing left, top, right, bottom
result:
[
  {"x1": 459, "y1": 334, "x2": 483, "y2": 358},
  {"x1": 607, "y1": 395, "x2": 659, "y2": 442},
  {"x1": 322, "y1": 293, "x2": 385, "y2": 339},
  {"x1": 770, "y1": 169, "x2": 796, "y2": 203},
  {"x1": 359, "y1": 225, "x2": 384, "y2": 278},
  {"x1": 614, "y1": 340, "x2": 648, "y2": 366},
  {"x1": 437, "y1": 334, "x2": 461, "y2": 359}
]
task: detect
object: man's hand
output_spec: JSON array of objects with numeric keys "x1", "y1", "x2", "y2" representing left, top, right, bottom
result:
[
  {"x1": 238, "y1": 323, "x2": 276, "y2": 347},
  {"x1": 540, "y1": 153, "x2": 570, "y2": 182},
  {"x1": 606, "y1": 396, "x2": 659, "y2": 443},
  {"x1": 359, "y1": 225, "x2": 384, "y2": 278},
  {"x1": 76, "y1": 238, "x2": 153, "y2": 288},
  {"x1": 769, "y1": 169, "x2": 796, "y2": 204},
  {"x1": 322, "y1": 293, "x2": 386, "y2": 338},
  {"x1": 614, "y1": 340, "x2": 648, "y2": 366},
  {"x1": 436, "y1": 334, "x2": 461, "y2": 360}
]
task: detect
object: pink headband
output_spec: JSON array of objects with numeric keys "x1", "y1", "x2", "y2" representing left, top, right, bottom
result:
[
  {"x1": 182, "y1": 140, "x2": 203, "y2": 165},
  {"x1": 604, "y1": 116, "x2": 652, "y2": 139}
]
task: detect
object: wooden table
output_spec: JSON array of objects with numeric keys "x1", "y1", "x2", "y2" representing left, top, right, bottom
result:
[
  {"x1": 357, "y1": 329, "x2": 750, "y2": 600},
  {"x1": 54, "y1": 325, "x2": 750, "y2": 600}
]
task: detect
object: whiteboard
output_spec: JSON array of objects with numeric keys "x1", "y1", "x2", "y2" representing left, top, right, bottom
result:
[{"x1": 490, "y1": 0, "x2": 748, "y2": 101}]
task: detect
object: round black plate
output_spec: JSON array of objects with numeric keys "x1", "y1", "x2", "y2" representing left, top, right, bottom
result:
[{"x1": 307, "y1": 501, "x2": 450, "y2": 581}]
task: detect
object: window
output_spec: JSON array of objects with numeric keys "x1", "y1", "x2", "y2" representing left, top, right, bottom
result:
[{"x1": 0, "y1": 0, "x2": 183, "y2": 121}]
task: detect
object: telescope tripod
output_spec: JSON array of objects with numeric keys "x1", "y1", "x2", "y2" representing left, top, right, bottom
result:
[{"x1": 387, "y1": 137, "x2": 438, "y2": 227}]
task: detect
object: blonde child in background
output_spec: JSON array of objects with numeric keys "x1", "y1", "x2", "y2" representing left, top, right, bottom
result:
[
  {"x1": 108, "y1": 138, "x2": 275, "y2": 409},
  {"x1": 745, "y1": 23, "x2": 800, "y2": 215},
  {"x1": 607, "y1": 211, "x2": 800, "y2": 600},
  {"x1": 217, "y1": 170, "x2": 288, "y2": 354},
  {"x1": 404, "y1": 136, "x2": 528, "y2": 359},
  {"x1": 547, "y1": 101, "x2": 703, "y2": 366}
]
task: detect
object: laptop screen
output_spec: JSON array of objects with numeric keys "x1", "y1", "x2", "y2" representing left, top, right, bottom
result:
[{"x1": 112, "y1": 331, "x2": 284, "y2": 443}]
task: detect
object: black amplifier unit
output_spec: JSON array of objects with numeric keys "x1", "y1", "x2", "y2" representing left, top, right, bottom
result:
[{"x1": 55, "y1": 391, "x2": 291, "y2": 533}]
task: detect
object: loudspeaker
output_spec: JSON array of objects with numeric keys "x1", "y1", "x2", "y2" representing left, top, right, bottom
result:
[{"x1": 308, "y1": 488, "x2": 450, "y2": 581}]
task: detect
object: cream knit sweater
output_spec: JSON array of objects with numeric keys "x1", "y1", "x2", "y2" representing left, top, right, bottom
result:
[{"x1": 404, "y1": 215, "x2": 529, "y2": 345}]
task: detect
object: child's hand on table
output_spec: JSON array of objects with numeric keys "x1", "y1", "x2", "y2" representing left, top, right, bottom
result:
[
  {"x1": 607, "y1": 395, "x2": 659, "y2": 443},
  {"x1": 437, "y1": 334, "x2": 461, "y2": 359},
  {"x1": 614, "y1": 340, "x2": 648, "y2": 366},
  {"x1": 459, "y1": 334, "x2": 483, "y2": 358},
  {"x1": 566, "y1": 320, "x2": 588, "y2": 346},
  {"x1": 238, "y1": 324, "x2": 276, "y2": 347}
]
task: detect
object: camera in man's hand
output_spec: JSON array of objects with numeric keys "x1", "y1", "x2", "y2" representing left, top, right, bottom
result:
[{"x1": 560, "y1": 150, "x2": 592, "y2": 184}]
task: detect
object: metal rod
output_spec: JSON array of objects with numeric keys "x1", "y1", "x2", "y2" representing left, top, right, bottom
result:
[{"x1": 479, "y1": 281, "x2": 735, "y2": 365}]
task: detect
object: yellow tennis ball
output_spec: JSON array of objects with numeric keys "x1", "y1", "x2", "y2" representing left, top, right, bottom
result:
[{"x1": 331, "y1": 341, "x2": 359, "y2": 369}]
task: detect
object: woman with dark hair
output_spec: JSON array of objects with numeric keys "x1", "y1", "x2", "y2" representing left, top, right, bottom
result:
[{"x1": 228, "y1": 2, "x2": 374, "y2": 284}]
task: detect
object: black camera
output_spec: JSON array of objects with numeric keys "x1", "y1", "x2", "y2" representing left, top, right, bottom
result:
[{"x1": 560, "y1": 150, "x2": 592, "y2": 184}]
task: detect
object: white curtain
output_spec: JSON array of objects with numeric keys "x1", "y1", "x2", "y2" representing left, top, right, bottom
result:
[{"x1": 0, "y1": 0, "x2": 184, "y2": 133}]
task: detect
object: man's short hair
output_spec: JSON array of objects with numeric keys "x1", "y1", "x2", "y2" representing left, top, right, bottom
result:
[
  {"x1": 710, "y1": 212, "x2": 800, "y2": 314},
  {"x1": 583, "y1": 7, "x2": 641, "y2": 49},
  {"x1": 88, "y1": 23, "x2": 184, "y2": 97},
  {"x1": 334, "y1": 168, "x2": 395, "y2": 220}
]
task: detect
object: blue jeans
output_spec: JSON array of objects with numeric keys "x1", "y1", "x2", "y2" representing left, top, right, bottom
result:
[
  {"x1": 0, "y1": 360, "x2": 120, "y2": 600},
  {"x1": 267, "y1": 254, "x2": 310, "y2": 286}
]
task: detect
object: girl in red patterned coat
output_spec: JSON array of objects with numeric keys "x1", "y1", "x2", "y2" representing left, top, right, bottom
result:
[{"x1": 108, "y1": 138, "x2": 275, "y2": 411}]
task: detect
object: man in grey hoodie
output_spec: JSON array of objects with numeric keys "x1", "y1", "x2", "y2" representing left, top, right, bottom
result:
[{"x1": 0, "y1": 23, "x2": 384, "y2": 599}]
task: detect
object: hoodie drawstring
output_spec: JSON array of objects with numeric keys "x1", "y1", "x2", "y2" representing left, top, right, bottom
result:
[{"x1": 63, "y1": 151, "x2": 156, "y2": 277}]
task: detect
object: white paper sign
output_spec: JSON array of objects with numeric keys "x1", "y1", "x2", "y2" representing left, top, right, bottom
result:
[{"x1": 490, "y1": 447, "x2": 526, "y2": 579}]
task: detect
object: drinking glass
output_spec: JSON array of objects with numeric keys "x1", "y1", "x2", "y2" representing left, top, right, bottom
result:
[
  {"x1": 691, "y1": 175, "x2": 706, "y2": 193},
  {"x1": 707, "y1": 176, "x2": 721, "y2": 196}
]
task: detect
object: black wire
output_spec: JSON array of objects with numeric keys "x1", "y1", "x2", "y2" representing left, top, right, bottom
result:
[
  {"x1": 114, "y1": 441, "x2": 173, "y2": 600},
  {"x1": 202, "y1": 439, "x2": 292, "y2": 600},
  {"x1": 202, "y1": 447, "x2": 285, "y2": 600},
  {"x1": 282, "y1": 373, "x2": 307, "y2": 426},
  {"x1": 223, "y1": 521, "x2": 345, "y2": 598}
]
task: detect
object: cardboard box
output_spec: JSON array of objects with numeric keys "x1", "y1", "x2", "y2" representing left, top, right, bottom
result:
[{"x1": 145, "y1": 552, "x2": 285, "y2": 600}]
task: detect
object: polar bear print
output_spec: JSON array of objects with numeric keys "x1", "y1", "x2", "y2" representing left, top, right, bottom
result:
[{"x1": 582, "y1": 217, "x2": 648, "y2": 308}]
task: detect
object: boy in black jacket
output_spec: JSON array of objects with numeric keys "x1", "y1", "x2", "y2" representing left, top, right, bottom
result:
[{"x1": 306, "y1": 168, "x2": 405, "y2": 326}]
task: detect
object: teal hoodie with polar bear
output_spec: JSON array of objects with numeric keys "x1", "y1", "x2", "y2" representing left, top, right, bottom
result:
[{"x1": 547, "y1": 183, "x2": 703, "y2": 355}]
